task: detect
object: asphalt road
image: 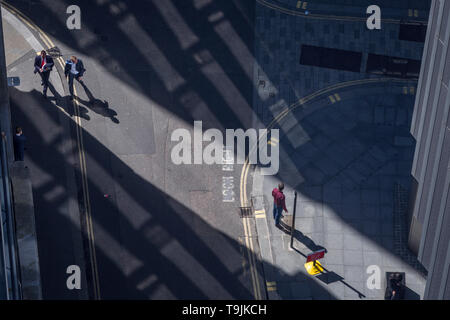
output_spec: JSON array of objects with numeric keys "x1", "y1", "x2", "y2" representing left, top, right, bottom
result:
[{"x1": 6, "y1": 0, "x2": 262, "y2": 299}]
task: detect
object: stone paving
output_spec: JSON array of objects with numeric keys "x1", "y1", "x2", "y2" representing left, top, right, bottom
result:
[
  {"x1": 250, "y1": 0, "x2": 431, "y2": 300},
  {"x1": 254, "y1": 1, "x2": 428, "y2": 125}
]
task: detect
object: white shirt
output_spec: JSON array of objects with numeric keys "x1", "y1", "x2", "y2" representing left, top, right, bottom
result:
[{"x1": 70, "y1": 61, "x2": 79, "y2": 75}]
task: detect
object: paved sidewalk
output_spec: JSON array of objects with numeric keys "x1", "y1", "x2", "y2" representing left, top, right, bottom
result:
[
  {"x1": 2, "y1": 6, "x2": 89, "y2": 299},
  {"x1": 252, "y1": 81, "x2": 426, "y2": 300},
  {"x1": 249, "y1": 1, "x2": 430, "y2": 300}
]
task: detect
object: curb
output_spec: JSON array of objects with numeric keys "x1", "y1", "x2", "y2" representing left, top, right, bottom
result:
[
  {"x1": 250, "y1": 166, "x2": 280, "y2": 299},
  {"x1": 10, "y1": 162, "x2": 42, "y2": 299}
]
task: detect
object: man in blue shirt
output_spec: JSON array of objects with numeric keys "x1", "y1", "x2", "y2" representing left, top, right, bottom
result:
[{"x1": 64, "y1": 55, "x2": 86, "y2": 100}]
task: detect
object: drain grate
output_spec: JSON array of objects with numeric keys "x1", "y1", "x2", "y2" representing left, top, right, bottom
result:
[{"x1": 239, "y1": 206, "x2": 253, "y2": 218}]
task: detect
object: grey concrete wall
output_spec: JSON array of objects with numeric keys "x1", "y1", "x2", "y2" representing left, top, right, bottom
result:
[
  {"x1": 10, "y1": 161, "x2": 42, "y2": 299},
  {"x1": 0, "y1": 5, "x2": 14, "y2": 299},
  {"x1": 409, "y1": 0, "x2": 450, "y2": 300}
]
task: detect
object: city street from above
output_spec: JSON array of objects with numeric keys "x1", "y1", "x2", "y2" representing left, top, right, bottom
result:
[{"x1": 0, "y1": 0, "x2": 449, "y2": 306}]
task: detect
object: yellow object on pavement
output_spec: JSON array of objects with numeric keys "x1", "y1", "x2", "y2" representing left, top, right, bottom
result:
[{"x1": 304, "y1": 261, "x2": 324, "y2": 275}]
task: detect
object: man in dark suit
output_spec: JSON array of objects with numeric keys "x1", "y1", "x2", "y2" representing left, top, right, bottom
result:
[
  {"x1": 13, "y1": 127, "x2": 26, "y2": 162},
  {"x1": 34, "y1": 50, "x2": 54, "y2": 98},
  {"x1": 64, "y1": 55, "x2": 86, "y2": 100},
  {"x1": 385, "y1": 272, "x2": 405, "y2": 300}
]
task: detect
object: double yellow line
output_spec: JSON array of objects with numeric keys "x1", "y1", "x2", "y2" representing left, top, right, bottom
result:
[
  {"x1": 1, "y1": 2, "x2": 101, "y2": 299},
  {"x1": 256, "y1": 0, "x2": 428, "y2": 24},
  {"x1": 239, "y1": 161, "x2": 262, "y2": 300}
]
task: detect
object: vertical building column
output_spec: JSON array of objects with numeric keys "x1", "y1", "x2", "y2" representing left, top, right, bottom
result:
[{"x1": 408, "y1": 0, "x2": 450, "y2": 300}]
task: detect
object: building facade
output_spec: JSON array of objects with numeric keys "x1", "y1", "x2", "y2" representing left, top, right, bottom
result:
[{"x1": 408, "y1": 0, "x2": 450, "y2": 300}]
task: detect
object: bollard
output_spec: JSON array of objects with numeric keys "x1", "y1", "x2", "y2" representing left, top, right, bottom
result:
[{"x1": 290, "y1": 191, "x2": 298, "y2": 249}]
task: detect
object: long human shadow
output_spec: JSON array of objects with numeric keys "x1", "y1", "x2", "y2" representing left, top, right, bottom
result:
[
  {"x1": 48, "y1": 79, "x2": 113, "y2": 122},
  {"x1": 276, "y1": 221, "x2": 365, "y2": 299},
  {"x1": 46, "y1": 81, "x2": 90, "y2": 121},
  {"x1": 47, "y1": 79, "x2": 118, "y2": 126},
  {"x1": 277, "y1": 220, "x2": 326, "y2": 253},
  {"x1": 75, "y1": 82, "x2": 119, "y2": 123}
]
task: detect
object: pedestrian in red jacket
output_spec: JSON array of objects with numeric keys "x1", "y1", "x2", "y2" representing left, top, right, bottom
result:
[{"x1": 272, "y1": 182, "x2": 288, "y2": 227}]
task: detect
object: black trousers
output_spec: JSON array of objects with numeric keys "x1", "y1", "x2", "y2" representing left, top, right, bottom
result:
[
  {"x1": 14, "y1": 148, "x2": 24, "y2": 161},
  {"x1": 68, "y1": 73, "x2": 83, "y2": 96},
  {"x1": 39, "y1": 71, "x2": 51, "y2": 94}
]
